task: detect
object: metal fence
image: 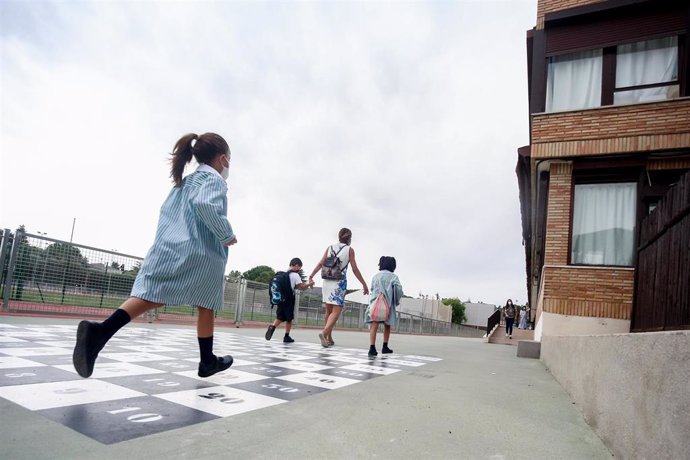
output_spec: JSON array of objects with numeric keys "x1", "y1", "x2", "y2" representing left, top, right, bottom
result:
[{"x1": 0, "y1": 228, "x2": 484, "y2": 338}]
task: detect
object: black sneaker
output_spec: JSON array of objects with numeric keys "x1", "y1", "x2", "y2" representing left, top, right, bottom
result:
[
  {"x1": 265, "y1": 325, "x2": 276, "y2": 341},
  {"x1": 283, "y1": 335, "x2": 295, "y2": 343},
  {"x1": 368, "y1": 348, "x2": 378, "y2": 357},
  {"x1": 382, "y1": 346, "x2": 393, "y2": 354},
  {"x1": 73, "y1": 320, "x2": 106, "y2": 378},
  {"x1": 198, "y1": 355, "x2": 233, "y2": 378}
]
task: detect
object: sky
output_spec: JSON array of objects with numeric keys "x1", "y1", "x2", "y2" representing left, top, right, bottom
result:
[{"x1": 1, "y1": 0, "x2": 537, "y2": 307}]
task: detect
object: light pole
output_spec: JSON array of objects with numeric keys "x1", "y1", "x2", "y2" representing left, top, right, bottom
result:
[
  {"x1": 105, "y1": 250, "x2": 117, "y2": 305},
  {"x1": 37, "y1": 232, "x2": 49, "y2": 284}
]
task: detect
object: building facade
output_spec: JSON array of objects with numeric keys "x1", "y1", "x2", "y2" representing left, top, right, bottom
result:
[
  {"x1": 517, "y1": 0, "x2": 690, "y2": 340},
  {"x1": 464, "y1": 302, "x2": 498, "y2": 328}
]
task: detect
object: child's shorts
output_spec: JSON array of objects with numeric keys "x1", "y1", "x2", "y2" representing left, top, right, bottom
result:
[{"x1": 276, "y1": 302, "x2": 295, "y2": 322}]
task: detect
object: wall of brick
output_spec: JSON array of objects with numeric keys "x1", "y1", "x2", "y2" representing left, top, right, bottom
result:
[
  {"x1": 543, "y1": 162, "x2": 572, "y2": 265},
  {"x1": 536, "y1": 0, "x2": 607, "y2": 29},
  {"x1": 648, "y1": 158, "x2": 690, "y2": 170},
  {"x1": 531, "y1": 98, "x2": 690, "y2": 158},
  {"x1": 540, "y1": 161, "x2": 636, "y2": 321},
  {"x1": 542, "y1": 266, "x2": 635, "y2": 319}
]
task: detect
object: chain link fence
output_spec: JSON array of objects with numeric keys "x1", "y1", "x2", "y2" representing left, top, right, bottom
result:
[{"x1": 1, "y1": 227, "x2": 484, "y2": 338}]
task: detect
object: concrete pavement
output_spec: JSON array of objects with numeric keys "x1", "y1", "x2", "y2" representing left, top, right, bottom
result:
[{"x1": 0, "y1": 315, "x2": 612, "y2": 460}]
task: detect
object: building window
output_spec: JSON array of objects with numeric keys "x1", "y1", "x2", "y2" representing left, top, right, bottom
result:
[
  {"x1": 546, "y1": 49, "x2": 602, "y2": 112},
  {"x1": 571, "y1": 183, "x2": 637, "y2": 266},
  {"x1": 614, "y1": 37, "x2": 679, "y2": 105}
]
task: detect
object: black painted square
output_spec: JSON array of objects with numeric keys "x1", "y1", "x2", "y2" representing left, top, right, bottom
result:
[{"x1": 38, "y1": 396, "x2": 219, "y2": 444}]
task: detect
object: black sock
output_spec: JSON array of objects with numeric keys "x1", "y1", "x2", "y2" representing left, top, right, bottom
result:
[
  {"x1": 198, "y1": 336, "x2": 215, "y2": 364},
  {"x1": 369, "y1": 345, "x2": 376, "y2": 351},
  {"x1": 383, "y1": 342, "x2": 389, "y2": 348},
  {"x1": 101, "y1": 309, "x2": 131, "y2": 342}
]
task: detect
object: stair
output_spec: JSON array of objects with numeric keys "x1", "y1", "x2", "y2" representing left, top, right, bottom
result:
[{"x1": 488, "y1": 324, "x2": 534, "y2": 346}]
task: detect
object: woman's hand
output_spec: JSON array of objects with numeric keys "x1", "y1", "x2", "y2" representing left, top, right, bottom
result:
[
  {"x1": 224, "y1": 237, "x2": 238, "y2": 247},
  {"x1": 362, "y1": 284, "x2": 369, "y2": 295}
]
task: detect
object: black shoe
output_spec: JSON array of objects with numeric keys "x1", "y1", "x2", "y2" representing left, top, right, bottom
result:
[
  {"x1": 198, "y1": 355, "x2": 234, "y2": 378},
  {"x1": 73, "y1": 320, "x2": 106, "y2": 378},
  {"x1": 265, "y1": 325, "x2": 276, "y2": 341},
  {"x1": 368, "y1": 348, "x2": 378, "y2": 357},
  {"x1": 283, "y1": 335, "x2": 295, "y2": 343},
  {"x1": 382, "y1": 346, "x2": 393, "y2": 354}
]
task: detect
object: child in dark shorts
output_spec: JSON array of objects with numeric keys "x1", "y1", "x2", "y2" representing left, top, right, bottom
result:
[{"x1": 266, "y1": 258, "x2": 314, "y2": 343}]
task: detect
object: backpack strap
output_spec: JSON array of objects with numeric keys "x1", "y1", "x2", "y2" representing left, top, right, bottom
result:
[{"x1": 330, "y1": 244, "x2": 347, "y2": 258}]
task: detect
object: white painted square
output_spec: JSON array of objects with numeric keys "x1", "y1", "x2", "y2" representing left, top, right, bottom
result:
[
  {"x1": 0, "y1": 331, "x2": 58, "y2": 338},
  {"x1": 277, "y1": 372, "x2": 359, "y2": 390},
  {"x1": 340, "y1": 363, "x2": 402, "y2": 375},
  {"x1": 0, "y1": 347, "x2": 72, "y2": 357},
  {"x1": 0, "y1": 324, "x2": 18, "y2": 329},
  {"x1": 24, "y1": 327, "x2": 73, "y2": 334},
  {"x1": 35, "y1": 341, "x2": 77, "y2": 348},
  {"x1": 378, "y1": 359, "x2": 427, "y2": 367},
  {"x1": 260, "y1": 352, "x2": 313, "y2": 361},
  {"x1": 117, "y1": 345, "x2": 182, "y2": 353},
  {"x1": 0, "y1": 379, "x2": 145, "y2": 410},
  {"x1": 403, "y1": 355, "x2": 443, "y2": 362},
  {"x1": 155, "y1": 385, "x2": 285, "y2": 417},
  {"x1": 0, "y1": 336, "x2": 28, "y2": 343},
  {"x1": 55, "y1": 362, "x2": 165, "y2": 378},
  {"x1": 99, "y1": 352, "x2": 175, "y2": 362},
  {"x1": 176, "y1": 369, "x2": 268, "y2": 385},
  {"x1": 321, "y1": 355, "x2": 371, "y2": 364},
  {"x1": 268, "y1": 361, "x2": 333, "y2": 372},
  {"x1": 0, "y1": 356, "x2": 47, "y2": 369}
]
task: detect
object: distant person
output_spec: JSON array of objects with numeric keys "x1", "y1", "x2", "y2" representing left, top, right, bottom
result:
[
  {"x1": 308, "y1": 228, "x2": 369, "y2": 347},
  {"x1": 504, "y1": 299, "x2": 516, "y2": 338},
  {"x1": 73, "y1": 132, "x2": 237, "y2": 379},
  {"x1": 518, "y1": 307, "x2": 528, "y2": 330},
  {"x1": 366, "y1": 256, "x2": 403, "y2": 357},
  {"x1": 266, "y1": 258, "x2": 314, "y2": 343}
]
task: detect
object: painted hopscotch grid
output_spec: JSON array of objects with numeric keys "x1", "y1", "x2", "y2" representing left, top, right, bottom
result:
[{"x1": 0, "y1": 323, "x2": 441, "y2": 444}]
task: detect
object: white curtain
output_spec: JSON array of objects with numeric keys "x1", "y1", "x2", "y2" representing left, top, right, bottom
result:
[
  {"x1": 546, "y1": 49, "x2": 602, "y2": 112},
  {"x1": 614, "y1": 36, "x2": 678, "y2": 104},
  {"x1": 571, "y1": 183, "x2": 637, "y2": 266}
]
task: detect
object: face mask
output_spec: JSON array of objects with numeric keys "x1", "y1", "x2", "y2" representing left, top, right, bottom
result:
[{"x1": 220, "y1": 155, "x2": 230, "y2": 180}]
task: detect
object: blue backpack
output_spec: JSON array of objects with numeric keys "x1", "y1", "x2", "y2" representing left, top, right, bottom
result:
[{"x1": 269, "y1": 271, "x2": 294, "y2": 307}]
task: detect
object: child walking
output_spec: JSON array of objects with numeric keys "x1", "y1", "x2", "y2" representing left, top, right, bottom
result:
[
  {"x1": 73, "y1": 132, "x2": 237, "y2": 379},
  {"x1": 366, "y1": 256, "x2": 403, "y2": 357},
  {"x1": 265, "y1": 258, "x2": 314, "y2": 343}
]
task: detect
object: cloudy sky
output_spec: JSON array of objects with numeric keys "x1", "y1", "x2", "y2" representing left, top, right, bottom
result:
[{"x1": 1, "y1": 0, "x2": 537, "y2": 307}]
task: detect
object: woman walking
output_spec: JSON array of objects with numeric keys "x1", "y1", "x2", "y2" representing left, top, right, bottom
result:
[
  {"x1": 308, "y1": 228, "x2": 368, "y2": 347},
  {"x1": 504, "y1": 299, "x2": 516, "y2": 339},
  {"x1": 73, "y1": 132, "x2": 237, "y2": 379}
]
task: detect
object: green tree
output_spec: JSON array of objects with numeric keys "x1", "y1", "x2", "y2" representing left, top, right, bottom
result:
[
  {"x1": 442, "y1": 297, "x2": 467, "y2": 324},
  {"x1": 241, "y1": 265, "x2": 275, "y2": 284},
  {"x1": 124, "y1": 261, "x2": 141, "y2": 277},
  {"x1": 227, "y1": 270, "x2": 242, "y2": 280}
]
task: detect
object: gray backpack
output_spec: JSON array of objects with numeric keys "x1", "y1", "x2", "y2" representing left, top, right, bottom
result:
[{"x1": 321, "y1": 245, "x2": 348, "y2": 280}]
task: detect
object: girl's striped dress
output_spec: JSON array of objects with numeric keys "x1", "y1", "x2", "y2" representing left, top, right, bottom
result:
[{"x1": 131, "y1": 164, "x2": 235, "y2": 311}]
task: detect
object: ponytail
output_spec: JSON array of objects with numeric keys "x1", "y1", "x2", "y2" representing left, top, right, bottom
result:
[{"x1": 170, "y1": 133, "x2": 197, "y2": 187}]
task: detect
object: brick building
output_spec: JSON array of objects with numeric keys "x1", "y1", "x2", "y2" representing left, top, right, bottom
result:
[{"x1": 516, "y1": 0, "x2": 690, "y2": 340}]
